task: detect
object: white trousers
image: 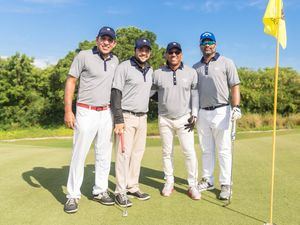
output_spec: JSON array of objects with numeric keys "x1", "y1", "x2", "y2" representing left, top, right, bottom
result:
[
  {"x1": 159, "y1": 114, "x2": 198, "y2": 187},
  {"x1": 66, "y1": 106, "x2": 113, "y2": 199},
  {"x1": 196, "y1": 105, "x2": 232, "y2": 185}
]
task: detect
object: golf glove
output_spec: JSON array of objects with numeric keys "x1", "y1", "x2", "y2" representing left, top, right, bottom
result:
[
  {"x1": 184, "y1": 115, "x2": 196, "y2": 132},
  {"x1": 231, "y1": 106, "x2": 242, "y2": 121}
]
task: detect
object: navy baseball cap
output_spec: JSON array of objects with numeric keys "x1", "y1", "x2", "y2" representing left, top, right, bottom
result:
[
  {"x1": 166, "y1": 42, "x2": 182, "y2": 52},
  {"x1": 200, "y1": 32, "x2": 216, "y2": 43},
  {"x1": 135, "y1": 38, "x2": 152, "y2": 49},
  {"x1": 97, "y1": 26, "x2": 116, "y2": 39}
]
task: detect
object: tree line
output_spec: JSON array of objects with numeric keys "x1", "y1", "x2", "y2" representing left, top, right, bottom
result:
[{"x1": 0, "y1": 27, "x2": 299, "y2": 129}]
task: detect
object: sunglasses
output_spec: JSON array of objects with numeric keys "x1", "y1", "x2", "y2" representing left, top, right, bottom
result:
[
  {"x1": 167, "y1": 50, "x2": 181, "y2": 55},
  {"x1": 200, "y1": 41, "x2": 216, "y2": 46}
]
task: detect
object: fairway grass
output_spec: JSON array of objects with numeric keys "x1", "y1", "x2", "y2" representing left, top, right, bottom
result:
[{"x1": 0, "y1": 130, "x2": 299, "y2": 225}]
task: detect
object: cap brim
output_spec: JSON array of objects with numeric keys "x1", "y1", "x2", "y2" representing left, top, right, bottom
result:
[
  {"x1": 98, "y1": 32, "x2": 116, "y2": 39},
  {"x1": 167, "y1": 46, "x2": 182, "y2": 52},
  {"x1": 136, "y1": 44, "x2": 151, "y2": 50},
  {"x1": 200, "y1": 38, "x2": 215, "y2": 43}
]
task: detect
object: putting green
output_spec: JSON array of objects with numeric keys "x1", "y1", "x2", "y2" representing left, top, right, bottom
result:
[{"x1": 0, "y1": 130, "x2": 299, "y2": 225}]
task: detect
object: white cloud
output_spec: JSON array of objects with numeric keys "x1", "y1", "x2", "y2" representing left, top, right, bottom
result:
[
  {"x1": 163, "y1": 0, "x2": 225, "y2": 13},
  {"x1": 201, "y1": 0, "x2": 225, "y2": 13},
  {"x1": 23, "y1": 0, "x2": 73, "y2": 4},
  {"x1": 182, "y1": 3, "x2": 196, "y2": 11},
  {"x1": 1, "y1": 55, "x2": 58, "y2": 68},
  {"x1": 104, "y1": 8, "x2": 129, "y2": 15},
  {"x1": 33, "y1": 57, "x2": 58, "y2": 68},
  {"x1": 235, "y1": 0, "x2": 268, "y2": 10},
  {"x1": 0, "y1": 6, "x2": 46, "y2": 14}
]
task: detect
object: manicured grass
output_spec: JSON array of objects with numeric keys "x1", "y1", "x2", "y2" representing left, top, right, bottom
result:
[
  {"x1": 1, "y1": 130, "x2": 299, "y2": 225},
  {"x1": 0, "y1": 119, "x2": 299, "y2": 140},
  {"x1": 0, "y1": 126, "x2": 73, "y2": 140}
]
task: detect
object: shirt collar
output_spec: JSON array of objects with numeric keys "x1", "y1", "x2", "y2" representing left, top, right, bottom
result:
[
  {"x1": 130, "y1": 56, "x2": 150, "y2": 71},
  {"x1": 166, "y1": 61, "x2": 184, "y2": 71},
  {"x1": 200, "y1": 52, "x2": 220, "y2": 63},
  {"x1": 92, "y1": 46, "x2": 113, "y2": 60}
]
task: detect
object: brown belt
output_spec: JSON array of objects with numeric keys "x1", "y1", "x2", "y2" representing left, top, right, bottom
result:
[{"x1": 76, "y1": 102, "x2": 110, "y2": 111}]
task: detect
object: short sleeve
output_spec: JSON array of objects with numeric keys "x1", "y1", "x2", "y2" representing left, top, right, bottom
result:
[
  {"x1": 68, "y1": 52, "x2": 85, "y2": 78},
  {"x1": 112, "y1": 63, "x2": 127, "y2": 92},
  {"x1": 226, "y1": 59, "x2": 240, "y2": 87}
]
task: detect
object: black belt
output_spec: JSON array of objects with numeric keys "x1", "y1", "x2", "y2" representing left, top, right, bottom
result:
[
  {"x1": 123, "y1": 110, "x2": 147, "y2": 117},
  {"x1": 202, "y1": 104, "x2": 229, "y2": 111}
]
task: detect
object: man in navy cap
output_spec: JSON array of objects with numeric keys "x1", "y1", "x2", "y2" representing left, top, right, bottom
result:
[
  {"x1": 64, "y1": 26, "x2": 118, "y2": 213},
  {"x1": 111, "y1": 38, "x2": 153, "y2": 207},
  {"x1": 193, "y1": 32, "x2": 241, "y2": 200},
  {"x1": 152, "y1": 42, "x2": 201, "y2": 200}
]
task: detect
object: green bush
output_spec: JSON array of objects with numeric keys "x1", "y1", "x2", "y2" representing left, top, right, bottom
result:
[{"x1": 0, "y1": 27, "x2": 299, "y2": 129}]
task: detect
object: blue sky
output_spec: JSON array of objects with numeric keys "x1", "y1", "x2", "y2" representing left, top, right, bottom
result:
[{"x1": 0, "y1": 0, "x2": 299, "y2": 71}]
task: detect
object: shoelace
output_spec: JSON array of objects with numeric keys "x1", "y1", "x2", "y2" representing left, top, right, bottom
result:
[
  {"x1": 198, "y1": 179, "x2": 210, "y2": 188},
  {"x1": 120, "y1": 193, "x2": 128, "y2": 202},
  {"x1": 221, "y1": 185, "x2": 230, "y2": 192},
  {"x1": 190, "y1": 186, "x2": 197, "y2": 192},
  {"x1": 102, "y1": 191, "x2": 110, "y2": 198},
  {"x1": 66, "y1": 198, "x2": 76, "y2": 206}
]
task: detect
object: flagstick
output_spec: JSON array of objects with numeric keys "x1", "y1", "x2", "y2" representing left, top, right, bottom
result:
[{"x1": 268, "y1": 5, "x2": 281, "y2": 224}]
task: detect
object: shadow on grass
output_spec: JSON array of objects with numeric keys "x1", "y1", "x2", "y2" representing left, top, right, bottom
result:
[
  {"x1": 201, "y1": 191, "x2": 266, "y2": 224},
  {"x1": 21, "y1": 162, "x2": 187, "y2": 204},
  {"x1": 22, "y1": 164, "x2": 265, "y2": 223}
]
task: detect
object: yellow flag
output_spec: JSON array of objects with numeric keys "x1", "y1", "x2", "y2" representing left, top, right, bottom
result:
[{"x1": 263, "y1": 0, "x2": 287, "y2": 49}]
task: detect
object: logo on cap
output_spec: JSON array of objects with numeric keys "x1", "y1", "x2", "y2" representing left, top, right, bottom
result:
[
  {"x1": 202, "y1": 32, "x2": 212, "y2": 37},
  {"x1": 143, "y1": 39, "x2": 147, "y2": 42}
]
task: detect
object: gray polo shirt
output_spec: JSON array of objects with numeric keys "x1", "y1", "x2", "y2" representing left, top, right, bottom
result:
[
  {"x1": 69, "y1": 46, "x2": 119, "y2": 106},
  {"x1": 152, "y1": 63, "x2": 198, "y2": 119},
  {"x1": 112, "y1": 57, "x2": 153, "y2": 113},
  {"x1": 193, "y1": 53, "x2": 240, "y2": 108}
]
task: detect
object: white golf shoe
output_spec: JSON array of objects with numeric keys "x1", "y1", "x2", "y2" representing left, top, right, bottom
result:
[
  {"x1": 197, "y1": 178, "x2": 215, "y2": 192},
  {"x1": 161, "y1": 182, "x2": 174, "y2": 197},
  {"x1": 188, "y1": 186, "x2": 201, "y2": 200},
  {"x1": 219, "y1": 185, "x2": 232, "y2": 200}
]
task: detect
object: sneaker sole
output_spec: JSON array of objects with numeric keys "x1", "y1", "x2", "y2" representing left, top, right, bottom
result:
[
  {"x1": 127, "y1": 195, "x2": 151, "y2": 201},
  {"x1": 115, "y1": 201, "x2": 133, "y2": 208},
  {"x1": 93, "y1": 198, "x2": 115, "y2": 206},
  {"x1": 64, "y1": 208, "x2": 78, "y2": 213},
  {"x1": 219, "y1": 195, "x2": 232, "y2": 200},
  {"x1": 187, "y1": 192, "x2": 201, "y2": 200},
  {"x1": 199, "y1": 186, "x2": 215, "y2": 192},
  {"x1": 161, "y1": 188, "x2": 174, "y2": 197}
]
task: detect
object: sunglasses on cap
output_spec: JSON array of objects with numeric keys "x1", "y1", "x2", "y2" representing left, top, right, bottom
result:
[
  {"x1": 167, "y1": 50, "x2": 181, "y2": 55},
  {"x1": 200, "y1": 41, "x2": 216, "y2": 46}
]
